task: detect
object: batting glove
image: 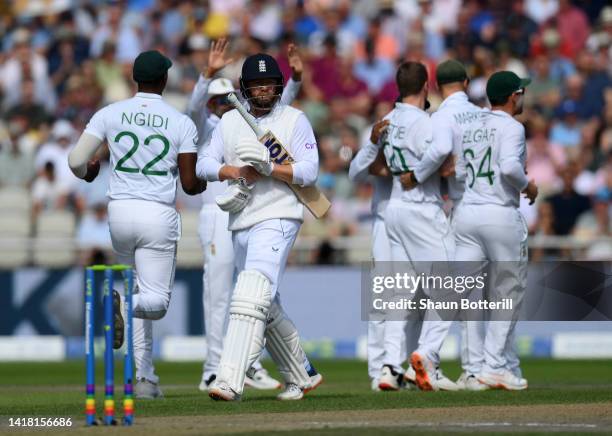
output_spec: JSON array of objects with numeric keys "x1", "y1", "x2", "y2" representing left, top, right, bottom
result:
[
  {"x1": 236, "y1": 137, "x2": 274, "y2": 176},
  {"x1": 215, "y1": 181, "x2": 251, "y2": 213}
]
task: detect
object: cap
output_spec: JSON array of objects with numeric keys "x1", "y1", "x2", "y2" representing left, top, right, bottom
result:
[
  {"x1": 52, "y1": 119, "x2": 75, "y2": 140},
  {"x1": 557, "y1": 99, "x2": 577, "y2": 117},
  {"x1": 486, "y1": 71, "x2": 531, "y2": 101},
  {"x1": 436, "y1": 59, "x2": 468, "y2": 85},
  {"x1": 600, "y1": 6, "x2": 612, "y2": 24},
  {"x1": 208, "y1": 78, "x2": 235, "y2": 96},
  {"x1": 188, "y1": 34, "x2": 208, "y2": 51},
  {"x1": 132, "y1": 50, "x2": 172, "y2": 83}
]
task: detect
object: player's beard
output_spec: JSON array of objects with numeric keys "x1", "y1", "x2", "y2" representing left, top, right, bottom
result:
[{"x1": 515, "y1": 94, "x2": 524, "y2": 115}]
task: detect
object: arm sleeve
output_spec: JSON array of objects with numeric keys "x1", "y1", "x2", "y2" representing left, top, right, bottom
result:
[
  {"x1": 288, "y1": 113, "x2": 319, "y2": 186},
  {"x1": 499, "y1": 123, "x2": 529, "y2": 192},
  {"x1": 348, "y1": 140, "x2": 379, "y2": 182},
  {"x1": 196, "y1": 122, "x2": 225, "y2": 181},
  {"x1": 413, "y1": 113, "x2": 453, "y2": 183},
  {"x1": 178, "y1": 116, "x2": 199, "y2": 154},
  {"x1": 280, "y1": 77, "x2": 301, "y2": 105},
  {"x1": 83, "y1": 106, "x2": 107, "y2": 141},
  {"x1": 68, "y1": 133, "x2": 104, "y2": 178},
  {"x1": 186, "y1": 75, "x2": 212, "y2": 142}
]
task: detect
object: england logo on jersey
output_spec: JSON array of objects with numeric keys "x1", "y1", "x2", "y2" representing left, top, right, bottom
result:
[{"x1": 258, "y1": 60, "x2": 266, "y2": 72}]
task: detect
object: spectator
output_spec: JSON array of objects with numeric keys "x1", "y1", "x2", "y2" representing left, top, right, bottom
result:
[
  {"x1": 504, "y1": 0, "x2": 539, "y2": 58},
  {"x1": 31, "y1": 161, "x2": 70, "y2": 219},
  {"x1": 89, "y1": 1, "x2": 142, "y2": 63},
  {"x1": 525, "y1": 0, "x2": 559, "y2": 25},
  {"x1": 0, "y1": 121, "x2": 35, "y2": 188},
  {"x1": 35, "y1": 119, "x2": 79, "y2": 192},
  {"x1": 0, "y1": 28, "x2": 57, "y2": 112},
  {"x1": 353, "y1": 38, "x2": 395, "y2": 95},
  {"x1": 76, "y1": 202, "x2": 112, "y2": 265},
  {"x1": 574, "y1": 50, "x2": 612, "y2": 120},
  {"x1": 94, "y1": 41, "x2": 131, "y2": 103},
  {"x1": 4, "y1": 79, "x2": 50, "y2": 129},
  {"x1": 550, "y1": 99, "x2": 582, "y2": 148},
  {"x1": 245, "y1": 0, "x2": 282, "y2": 44},
  {"x1": 527, "y1": 116, "x2": 566, "y2": 194},
  {"x1": 354, "y1": 16, "x2": 399, "y2": 62},
  {"x1": 556, "y1": 0, "x2": 591, "y2": 58},
  {"x1": 546, "y1": 164, "x2": 592, "y2": 235},
  {"x1": 539, "y1": 29, "x2": 576, "y2": 83}
]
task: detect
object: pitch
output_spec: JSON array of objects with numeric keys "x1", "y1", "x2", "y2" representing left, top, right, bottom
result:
[{"x1": 1, "y1": 359, "x2": 611, "y2": 434}]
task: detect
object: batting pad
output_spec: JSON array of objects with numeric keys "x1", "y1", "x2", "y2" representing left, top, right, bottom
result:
[
  {"x1": 217, "y1": 270, "x2": 271, "y2": 394},
  {"x1": 265, "y1": 297, "x2": 312, "y2": 388}
]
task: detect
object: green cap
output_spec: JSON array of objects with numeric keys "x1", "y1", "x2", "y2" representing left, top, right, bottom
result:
[
  {"x1": 132, "y1": 50, "x2": 172, "y2": 83},
  {"x1": 436, "y1": 59, "x2": 468, "y2": 85},
  {"x1": 486, "y1": 71, "x2": 531, "y2": 101}
]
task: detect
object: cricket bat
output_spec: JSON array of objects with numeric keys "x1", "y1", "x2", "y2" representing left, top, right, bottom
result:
[{"x1": 227, "y1": 93, "x2": 331, "y2": 219}]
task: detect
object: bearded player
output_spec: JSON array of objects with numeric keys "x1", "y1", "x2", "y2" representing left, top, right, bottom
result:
[
  {"x1": 68, "y1": 51, "x2": 206, "y2": 399},
  {"x1": 187, "y1": 39, "x2": 303, "y2": 391},
  {"x1": 381, "y1": 61, "x2": 458, "y2": 390},
  {"x1": 197, "y1": 53, "x2": 323, "y2": 401}
]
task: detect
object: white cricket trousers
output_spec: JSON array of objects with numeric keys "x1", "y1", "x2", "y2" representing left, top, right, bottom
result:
[
  {"x1": 108, "y1": 199, "x2": 180, "y2": 383},
  {"x1": 367, "y1": 217, "x2": 409, "y2": 379},
  {"x1": 385, "y1": 200, "x2": 455, "y2": 372},
  {"x1": 198, "y1": 205, "x2": 234, "y2": 381},
  {"x1": 453, "y1": 203, "x2": 528, "y2": 376}
]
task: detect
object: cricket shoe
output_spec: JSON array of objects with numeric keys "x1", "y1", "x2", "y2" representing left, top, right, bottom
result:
[
  {"x1": 198, "y1": 374, "x2": 216, "y2": 392},
  {"x1": 113, "y1": 290, "x2": 124, "y2": 350},
  {"x1": 277, "y1": 373, "x2": 323, "y2": 401},
  {"x1": 371, "y1": 378, "x2": 381, "y2": 392},
  {"x1": 478, "y1": 370, "x2": 528, "y2": 391},
  {"x1": 209, "y1": 380, "x2": 241, "y2": 401},
  {"x1": 378, "y1": 365, "x2": 404, "y2": 391},
  {"x1": 134, "y1": 378, "x2": 164, "y2": 399},
  {"x1": 456, "y1": 372, "x2": 489, "y2": 391},
  {"x1": 245, "y1": 367, "x2": 282, "y2": 390},
  {"x1": 410, "y1": 352, "x2": 458, "y2": 391},
  {"x1": 403, "y1": 365, "x2": 417, "y2": 390}
]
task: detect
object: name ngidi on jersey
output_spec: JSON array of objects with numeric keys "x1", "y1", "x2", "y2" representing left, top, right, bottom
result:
[{"x1": 84, "y1": 92, "x2": 198, "y2": 205}]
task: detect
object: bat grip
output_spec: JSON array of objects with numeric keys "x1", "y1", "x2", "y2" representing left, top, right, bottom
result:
[{"x1": 227, "y1": 93, "x2": 265, "y2": 137}]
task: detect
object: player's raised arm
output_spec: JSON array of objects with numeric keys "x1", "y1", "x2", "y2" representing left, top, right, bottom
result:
[{"x1": 280, "y1": 43, "x2": 302, "y2": 105}]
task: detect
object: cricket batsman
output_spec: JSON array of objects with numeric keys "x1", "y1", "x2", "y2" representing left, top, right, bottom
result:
[
  {"x1": 187, "y1": 39, "x2": 303, "y2": 391},
  {"x1": 197, "y1": 52, "x2": 323, "y2": 401},
  {"x1": 68, "y1": 50, "x2": 207, "y2": 399}
]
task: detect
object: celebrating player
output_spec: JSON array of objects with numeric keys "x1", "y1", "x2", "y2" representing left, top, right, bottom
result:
[
  {"x1": 187, "y1": 39, "x2": 303, "y2": 391},
  {"x1": 349, "y1": 117, "x2": 419, "y2": 391},
  {"x1": 380, "y1": 61, "x2": 458, "y2": 391},
  {"x1": 402, "y1": 60, "x2": 489, "y2": 391},
  {"x1": 453, "y1": 71, "x2": 537, "y2": 390},
  {"x1": 197, "y1": 52, "x2": 322, "y2": 401},
  {"x1": 68, "y1": 50, "x2": 206, "y2": 399}
]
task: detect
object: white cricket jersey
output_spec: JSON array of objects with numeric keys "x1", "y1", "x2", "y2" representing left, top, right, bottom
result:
[
  {"x1": 458, "y1": 109, "x2": 529, "y2": 208},
  {"x1": 84, "y1": 92, "x2": 198, "y2": 205},
  {"x1": 414, "y1": 91, "x2": 482, "y2": 201},
  {"x1": 187, "y1": 75, "x2": 303, "y2": 206},
  {"x1": 348, "y1": 129, "x2": 392, "y2": 220},
  {"x1": 382, "y1": 103, "x2": 442, "y2": 204},
  {"x1": 197, "y1": 103, "x2": 319, "y2": 231}
]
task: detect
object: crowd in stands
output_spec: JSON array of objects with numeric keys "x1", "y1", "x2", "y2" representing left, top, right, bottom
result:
[{"x1": 0, "y1": 0, "x2": 610, "y2": 263}]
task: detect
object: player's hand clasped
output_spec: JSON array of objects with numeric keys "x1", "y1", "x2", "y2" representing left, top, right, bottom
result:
[{"x1": 236, "y1": 137, "x2": 274, "y2": 176}]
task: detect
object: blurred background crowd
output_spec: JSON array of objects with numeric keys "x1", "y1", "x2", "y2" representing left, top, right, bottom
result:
[{"x1": 0, "y1": 0, "x2": 610, "y2": 266}]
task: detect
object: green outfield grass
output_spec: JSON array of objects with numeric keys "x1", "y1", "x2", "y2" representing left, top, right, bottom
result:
[{"x1": 0, "y1": 359, "x2": 611, "y2": 433}]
